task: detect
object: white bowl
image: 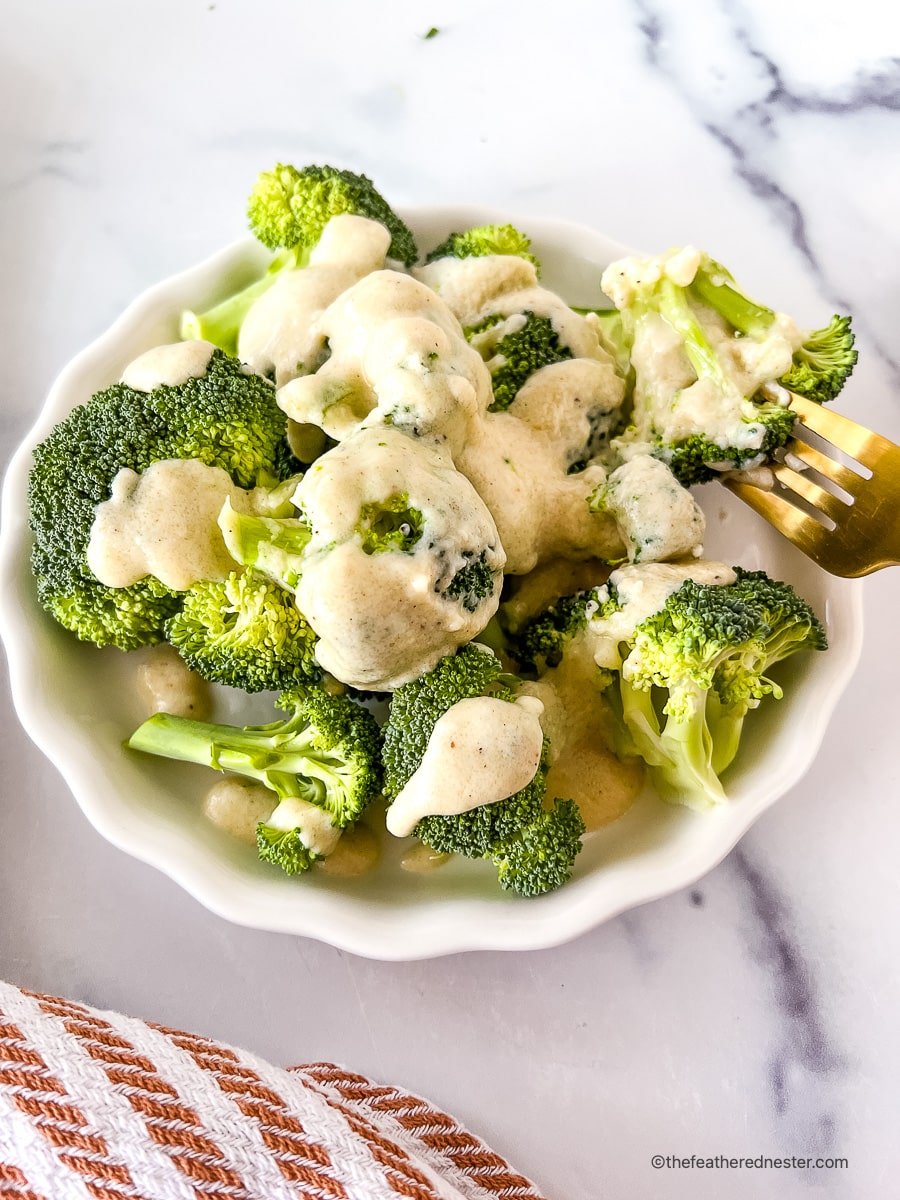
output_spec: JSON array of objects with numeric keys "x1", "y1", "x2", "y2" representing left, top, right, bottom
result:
[{"x1": 0, "y1": 208, "x2": 863, "y2": 959}]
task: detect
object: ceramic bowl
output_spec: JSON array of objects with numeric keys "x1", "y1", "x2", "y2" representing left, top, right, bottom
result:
[{"x1": 0, "y1": 208, "x2": 863, "y2": 958}]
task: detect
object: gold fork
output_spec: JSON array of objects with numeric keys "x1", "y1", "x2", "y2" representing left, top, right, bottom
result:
[{"x1": 723, "y1": 394, "x2": 900, "y2": 578}]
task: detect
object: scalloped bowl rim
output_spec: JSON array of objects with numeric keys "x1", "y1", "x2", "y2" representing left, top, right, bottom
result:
[{"x1": 0, "y1": 206, "x2": 864, "y2": 958}]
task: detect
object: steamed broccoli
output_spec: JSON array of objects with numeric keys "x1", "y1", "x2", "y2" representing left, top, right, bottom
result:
[
  {"x1": 690, "y1": 260, "x2": 856, "y2": 404},
  {"x1": 27, "y1": 350, "x2": 293, "y2": 650},
  {"x1": 129, "y1": 688, "x2": 382, "y2": 875},
  {"x1": 509, "y1": 588, "x2": 600, "y2": 674},
  {"x1": 221, "y1": 486, "x2": 501, "y2": 619},
  {"x1": 602, "y1": 250, "x2": 856, "y2": 484},
  {"x1": 165, "y1": 570, "x2": 320, "y2": 693},
  {"x1": 383, "y1": 645, "x2": 585, "y2": 895},
  {"x1": 425, "y1": 223, "x2": 538, "y2": 269},
  {"x1": 182, "y1": 163, "x2": 418, "y2": 353},
  {"x1": 518, "y1": 565, "x2": 826, "y2": 810},
  {"x1": 492, "y1": 798, "x2": 585, "y2": 897},
  {"x1": 467, "y1": 311, "x2": 573, "y2": 412}
]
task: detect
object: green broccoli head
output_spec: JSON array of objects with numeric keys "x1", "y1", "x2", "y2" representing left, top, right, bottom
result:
[
  {"x1": 256, "y1": 819, "x2": 318, "y2": 876},
  {"x1": 491, "y1": 798, "x2": 585, "y2": 897},
  {"x1": 509, "y1": 588, "x2": 602, "y2": 673},
  {"x1": 183, "y1": 163, "x2": 417, "y2": 353},
  {"x1": 28, "y1": 351, "x2": 293, "y2": 651},
  {"x1": 467, "y1": 311, "x2": 573, "y2": 412},
  {"x1": 42, "y1": 575, "x2": 180, "y2": 652},
  {"x1": 247, "y1": 162, "x2": 418, "y2": 267},
  {"x1": 166, "y1": 570, "x2": 320, "y2": 693},
  {"x1": 383, "y1": 645, "x2": 543, "y2": 857},
  {"x1": 358, "y1": 493, "x2": 425, "y2": 555},
  {"x1": 129, "y1": 687, "x2": 383, "y2": 875},
  {"x1": 575, "y1": 566, "x2": 827, "y2": 808},
  {"x1": 443, "y1": 551, "x2": 496, "y2": 614},
  {"x1": 425, "y1": 223, "x2": 538, "y2": 270},
  {"x1": 383, "y1": 646, "x2": 584, "y2": 894}
]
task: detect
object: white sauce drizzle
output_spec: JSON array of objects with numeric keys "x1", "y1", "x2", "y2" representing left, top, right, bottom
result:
[
  {"x1": 587, "y1": 560, "x2": 736, "y2": 669},
  {"x1": 602, "y1": 455, "x2": 705, "y2": 563},
  {"x1": 87, "y1": 459, "x2": 247, "y2": 590},
  {"x1": 267, "y1": 796, "x2": 342, "y2": 858},
  {"x1": 386, "y1": 694, "x2": 545, "y2": 837},
  {"x1": 120, "y1": 341, "x2": 215, "y2": 392},
  {"x1": 238, "y1": 215, "x2": 392, "y2": 386}
]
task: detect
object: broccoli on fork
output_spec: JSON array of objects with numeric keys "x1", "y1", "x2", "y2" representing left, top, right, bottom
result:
[
  {"x1": 602, "y1": 249, "x2": 857, "y2": 484},
  {"x1": 129, "y1": 689, "x2": 383, "y2": 875},
  {"x1": 383, "y1": 645, "x2": 585, "y2": 895},
  {"x1": 182, "y1": 163, "x2": 418, "y2": 354}
]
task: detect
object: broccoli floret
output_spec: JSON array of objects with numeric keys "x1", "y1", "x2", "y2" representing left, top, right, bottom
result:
[
  {"x1": 426, "y1": 223, "x2": 538, "y2": 269},
  {"x1": 222, "y1": 481, "x2": 502, "y2": 625},
  {"x1": 44, "y1": 576, "x2": 181, "y2": 653},
  {"x1": 129, "y1": 688, "x2": 382, "y2": 875},
  {"x1": 443, "y1": 551, "x2": 496, "y2": 613},
  {"x1": 28, "y1": 350, "x2": 293, "y2": 651},
  {"x1": 540, "y1": 565, "x2": 826, "y2": 810},
  {"x1": 358, "y1": 493, "x2": 424, "y2": 555},
  {"x1": 383, "y1": 646, "x2": 583, "y2": 895},
  {"x1": 491, "y1": 798, "x2": 585, "y2": 897},
  {"x1": 510, "y1": 588, "x2": 610, "y2": 674},
  {"x1": 467, "y1": 312, "x2": 573, "y2": 412},
  {"x1": 166, "y1": 571, "x2": 319, "y2": 693},
  {"x1": 182, "y1": 164, "x2": 417, "y2": 353},
  {"x1": 707, "y1": 568, "x2": 827, "y2": 773},
  {"x1": 690, "y1": 262, "x2": 856, "y2": 404},
  {"x1": 604, "y1": 251, "x2": 856, "y2": 484},
  {"x1": 661, "y1": 406, "x2": 796, "y2": 486}
]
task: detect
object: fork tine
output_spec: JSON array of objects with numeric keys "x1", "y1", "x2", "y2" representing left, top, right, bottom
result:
[
  {"x1": 782, "y1": 439, "x2": 866, "y2": 495},
  {"x1": 722, "y1": 479, "x2": 826, "y2": 559},
  {"x1": 790, "y1": 394, "x2": 894, "y2": 466},
  {"x1": 771, "y1": 463, "x2": 849, "y2": 521}
]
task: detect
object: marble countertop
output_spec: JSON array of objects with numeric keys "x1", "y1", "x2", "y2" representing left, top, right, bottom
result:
[{"x1": 2, "y1": 1, "x2": 898, "y2": 1195}]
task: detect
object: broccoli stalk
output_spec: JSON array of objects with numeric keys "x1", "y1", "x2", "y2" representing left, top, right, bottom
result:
[
  {"x1": 182, "y1": 163, "x2": 418, "y2": 354},
  {"x1": 690, "y1": 261, "x2": 856, "y2": 404},
  {"x1": 383, "y1": 646, "x2": 585, "y2": 896},
  {"x1": 129, "y1": 689, "x2": 382, "y2": 875},
  {"x1": 218, "y1": 500, "x2": 312, "y2": 592}
]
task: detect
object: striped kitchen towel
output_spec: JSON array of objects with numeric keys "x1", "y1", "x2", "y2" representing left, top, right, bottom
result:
[{"x1": 0, "y1": 981, "x2": 547, "y2": 1200}]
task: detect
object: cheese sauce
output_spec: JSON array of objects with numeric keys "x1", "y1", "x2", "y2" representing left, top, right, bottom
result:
[{"x1": 386, "y1": 695, "x2": 545, "y2": 836}]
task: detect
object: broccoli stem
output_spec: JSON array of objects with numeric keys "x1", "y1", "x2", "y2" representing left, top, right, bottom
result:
[
  {"x1": 689, "y1": 262, "x2": 774, "y2": 338},
  {"x1": 180, "y1": 273, "x2": 279, "y2": 356},
  {"x1": 655, "y1": 279, "x2": 740, "y2": 398},
  {"x1": 218, "y1": 502, "x2": 311, "y2": 590},
  {"x1": 128, "y1": 712, "x2": 345, "y2": 804}
]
